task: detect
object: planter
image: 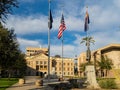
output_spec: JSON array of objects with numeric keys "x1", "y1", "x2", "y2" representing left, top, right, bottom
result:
[
  {"x1": 19, "y1": 78, "x2": 25, "y2": 85},
  {"x1": 35, "y1": 80, "x2": 43, "y2": 86},
  {"x1": 59, "y1": 77, "x2": 64, "y2": 81}
]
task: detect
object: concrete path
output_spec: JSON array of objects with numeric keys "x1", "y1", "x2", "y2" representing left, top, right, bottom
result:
[
  {"x1": 6, "y1": 78, "x2": 53, "y2": 90},
  {"x1": 6, "y1": 77, "x2": 90, "y2": 90}
]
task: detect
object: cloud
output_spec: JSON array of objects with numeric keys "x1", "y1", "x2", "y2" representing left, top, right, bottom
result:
[
  {"x1": 17, "y1": 38, "x2": 43, "y2": 52},
  {"x1": 6, "y1": 15, "x2": 48, "y2": 35},
  {"x1": 113, "y1": 0, "x2": 120, "y2": 8},
  {"x1": 6, "y1": 14, "x2": 84, "y2": 35},
  {"x1": 17, "y1": 37, "x2": 79, "y2": 58},
  {"x1": 5, "y1": 0, "x2": 120, "y2": 58},
  {"x1": 81, "y1": 4, "x2": 120, "y2": 32},
  {"x1": 51, "y1": 44, "x2": 79, "y2": 58}
]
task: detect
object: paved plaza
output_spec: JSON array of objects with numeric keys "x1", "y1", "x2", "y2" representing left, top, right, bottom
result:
[
  {"x1": 5, "y1": 77, "x2": 89, "y2": 90},
  {"x1": 6, "y1": 78, "x2": 55, "y2": 90}
]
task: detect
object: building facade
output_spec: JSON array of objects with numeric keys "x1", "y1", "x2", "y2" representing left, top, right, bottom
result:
[
  {"x1": 25, "y1": 47, "x2": 74, "y2": 77},
  {"x1": 78, "y1": 44, "x2": 120, "y2": 77},
  {"x1": 26, "y1": 47, "x2": 48, "y2": 56}
]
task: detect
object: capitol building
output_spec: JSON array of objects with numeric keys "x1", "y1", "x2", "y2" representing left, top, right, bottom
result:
[{"x1": 25, "y1": 44, "x2": 120, "y2": 78}]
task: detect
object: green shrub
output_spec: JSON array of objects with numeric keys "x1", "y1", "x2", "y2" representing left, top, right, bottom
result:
[{"x1": 98, "y1": 79, "x2": 117, "y2": 89}]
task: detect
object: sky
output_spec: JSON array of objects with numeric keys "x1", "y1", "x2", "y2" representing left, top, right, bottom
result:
[{"x1": 4, "y1": 0, "x2": 120, "y2": 58}]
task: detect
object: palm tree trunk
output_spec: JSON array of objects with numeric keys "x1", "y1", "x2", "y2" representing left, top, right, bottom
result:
[{"x1": 105, "y1": 69, "x2": 108, "y2": 77}]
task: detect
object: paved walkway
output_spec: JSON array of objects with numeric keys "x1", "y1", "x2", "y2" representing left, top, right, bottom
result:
[
  {"x1": 6, "y1": 77, "x2": 98, "y2": 90},
  {"x1": 6, "y1": 78, "x2": 53, "y2": 90}
]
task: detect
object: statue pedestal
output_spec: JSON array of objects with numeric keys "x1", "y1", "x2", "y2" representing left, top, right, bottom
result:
[
  {"x1": 85, "y1": 65, "x2": 100, "y2": 89},
  {"x1": 52, "y1": 67, "x2": 55, "y2": 75}
]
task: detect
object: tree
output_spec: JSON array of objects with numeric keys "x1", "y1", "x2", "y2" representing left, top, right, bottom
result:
[
  {"x1": 80, "y1": 36, "x2": 95, "y2": 46},
  {"x1": 0, "y1": 23, "x2": 26, "y2": 78},
  {"x1": 97, "y1": 55, "x2": 113, "y2": 77},
  {"x1": 0, "y1": 0, "x2": 18, "y2": 23},
  {"x1": 14, "y1": 53, "x2": 27, "y2": 77},
  {"x1": 55, "y1": 55, "x2": 61, "y2": 58}
]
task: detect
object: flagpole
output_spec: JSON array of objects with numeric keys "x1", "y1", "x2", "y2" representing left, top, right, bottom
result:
[
  {"x1": 86, "y1": 6, "x2": 90, "y2": 63},
  {"x1": 57, "y1": 4, "x2": 66, "y2": 79},
  {"x1": 61, "y1": 5, "x2": 64, "y2": 80},
  {"x1": 48, "y1": 0, "x2": 51, "y2": 81},
  {"x1": 61, "y1": 32, "x2": 64, "y2": 79}
]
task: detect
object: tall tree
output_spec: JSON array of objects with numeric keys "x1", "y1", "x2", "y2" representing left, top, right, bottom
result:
[
  {"x1": 0, "y1": 23, "x2": 26, "y2": 78},
  {"x1": 0, "y1": 0, "x2": 18, "y2": 23},
  {"x1": 14, "y1": 53, "x2": 26, "y2": 77}
]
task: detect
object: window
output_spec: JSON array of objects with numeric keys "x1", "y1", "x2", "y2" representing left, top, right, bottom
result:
[
  {"x1": 71, "y1": 72, "x2": 73, "y2": 75},
  {"x1": 68, "y1": 63, "x2": 69, "y2": 66},
  {"x1": 68, "y1": 72, "x2": 70, "y2": 75},
  {"x1": 44, "y1": 66, "x2": 47, "y2": 70},
  {"x1": 64, "y1": 63, "x2": 65, "y2": 65},
  {"x1": 55, "y1": 67, "x2": 57, "y2": 70},
  {"x1": 44, "y1": 61, "x2": 47, "y2": 65},
  {"x1": 36, "y1": 65, "x2": 39, "y2": 70},
  {"x1": 59, "y1": 68, "x2": 61, "y2": 71},
  {"x1": 71, "y1": 68, "x2": 73, "y2": 71},
  {"x1": 36, "y1": 61, "x2": 39, "y2": 65},
  {"x1": 59, "y1": 63, "x2": 61, "y2": 65},
  {"x1": 40, "y1": 61, "x2": 43, "y2": 64},
  {"x1": 40, "y1": 65, "x2": 43, "y2": 70}
]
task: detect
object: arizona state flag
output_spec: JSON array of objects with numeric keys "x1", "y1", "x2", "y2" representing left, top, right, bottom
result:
[
  {"x1": 48, "y1": 9, "x2": 53, "y2": 29},
  {"x1": 84, "y1": 10, "x2": 90, "y2": 32}
]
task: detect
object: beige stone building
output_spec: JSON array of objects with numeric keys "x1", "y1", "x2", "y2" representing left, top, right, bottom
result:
[
  {"x1": 26, "y1": 47, "x2": 48, "y2": 56},
  {"x1": 78, "y1": 44, "x2": 120, "y2": 77},
  {"x1": 25, "y1": 47, "x2": 74, "y2": 77}
]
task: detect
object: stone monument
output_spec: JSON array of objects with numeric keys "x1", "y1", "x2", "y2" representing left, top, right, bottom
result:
[{"x1": 85, "y1": 65, "x2": 100, "y2": 89}]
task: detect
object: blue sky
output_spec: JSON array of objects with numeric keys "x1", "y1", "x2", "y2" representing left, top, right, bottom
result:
[{"x1": 4, "y1": 0, "x2": 120, "y2": 58}]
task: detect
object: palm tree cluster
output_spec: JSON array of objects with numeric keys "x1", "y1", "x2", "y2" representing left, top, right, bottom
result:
[
  {"x1": 79, "y1": 55, "x2": 113, "y2": 78},
  {"x1": 97, "y1": 55, "x2": 113, "y2": 77}
]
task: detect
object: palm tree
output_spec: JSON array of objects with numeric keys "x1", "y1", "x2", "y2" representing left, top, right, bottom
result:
[
  {"x1": 80, "y1": 36, "x2": 95, "y2": 62},
  {"x1": 80, "y1": 36, "x2": 95, "y2": 46},
  {"x1": 97, "y1": 55, "x2": 113, "y2": 77}
]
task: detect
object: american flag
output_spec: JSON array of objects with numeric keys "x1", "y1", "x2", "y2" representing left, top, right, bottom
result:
[{"x1": 57, "y1": 14, "x2": 66, "y2": 39}]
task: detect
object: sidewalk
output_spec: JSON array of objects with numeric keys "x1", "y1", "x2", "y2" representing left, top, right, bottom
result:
[
  {"x1": 6, "y1": 77, "x2": 92, "y2": 90},
  {"x1": 6, "y1": 78, "x2": 53, "y2": 90}
]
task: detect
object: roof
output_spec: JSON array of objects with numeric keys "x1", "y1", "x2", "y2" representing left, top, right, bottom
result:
[{"x1": 98, "y1": 44, "x2": 120, "y2": 51}]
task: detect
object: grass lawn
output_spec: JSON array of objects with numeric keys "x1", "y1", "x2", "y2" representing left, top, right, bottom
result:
[{"x1": 0, "y1": 78, "x2": 18, "y2": 90}]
